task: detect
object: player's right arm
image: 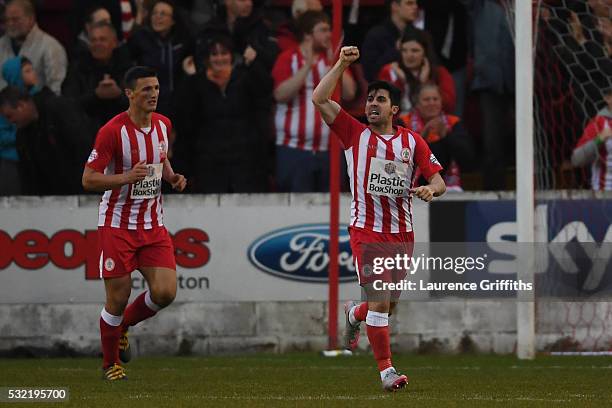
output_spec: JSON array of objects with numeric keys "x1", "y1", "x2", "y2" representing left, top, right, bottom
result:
[
  {"x1": 312, "y1": 46, "x2": 359, "y2": 125},
  {"x1": 82, "y1": 161, "x2": 148, "y2": 192},
  {"x1": 81, "y1": 125, "x2": 148, "y2": 192}
]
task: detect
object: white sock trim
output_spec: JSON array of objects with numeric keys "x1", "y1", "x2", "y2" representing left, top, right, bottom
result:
[
  {"x1": 101, "y1": 308, "x2": 123, "y2": 326},
  {"x1": 380, "y1": 366, "x2": 396, "y2": 380},
  {"x1": 365, "y1": 311, "x2": 388, "y2": 327},
  {"x1": 144, "y1": 291, "x2": 162, "y2": 312}
]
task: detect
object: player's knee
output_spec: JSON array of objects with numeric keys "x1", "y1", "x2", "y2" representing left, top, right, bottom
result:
[
  {"x1": 150, "y1": 288, "x2": 176, "y2": 308},
  {"x1": 106, "y1": 296, "x2": 129, "y2": 315}
]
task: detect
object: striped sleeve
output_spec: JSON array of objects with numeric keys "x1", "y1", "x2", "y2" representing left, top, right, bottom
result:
[
  {"x1": 413, "y1": 131, "x2": 443, "y2": 179},
  {"x1": 328, "y1": 108, "x2": 366, "y2": 150},
  {"x1": 86, "y1": 125, "x2": 115, "y2": 173}
]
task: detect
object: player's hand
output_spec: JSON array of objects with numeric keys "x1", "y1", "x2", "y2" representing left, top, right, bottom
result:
[
  {"x1": 170, "y1": 173, "x2": 187, "y2": 192},
  {"x1": 339, "y1": 46, "x2": 359, "y2": 65},
  {"x1": 124, "y1": 160, "x2": 148, "y2": 184},
  {"x1": 411, "y1": 186, "x2": 435, "y2": 202}
]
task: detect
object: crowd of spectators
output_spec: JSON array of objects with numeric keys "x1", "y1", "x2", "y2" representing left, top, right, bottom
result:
[{"x1": 0, "y1": 0, "x2": 609, "y2": 196}]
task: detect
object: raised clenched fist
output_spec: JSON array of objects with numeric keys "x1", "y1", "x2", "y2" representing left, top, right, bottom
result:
[{"x1": 340, "y1": 46, "x2": 359, "y2": 64}]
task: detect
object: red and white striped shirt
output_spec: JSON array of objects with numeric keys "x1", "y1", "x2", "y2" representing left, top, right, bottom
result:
[
  {"x1": 575, "y1": 114, "x2": 612, "y2": 191},
  {"x1": 329, "y1": 109, "x2": 442, "y2": 233},
  {"x1": 272, "y1": 48, "x2": 331, "y2": 152},
  {"x1": 86, "y1": 112, "x2": 171, "y2": 230}
]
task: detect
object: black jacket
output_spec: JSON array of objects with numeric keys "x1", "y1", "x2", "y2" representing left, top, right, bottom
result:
[
  {"x1": 62, "y1": 45, "x2": 133, "y2": 130},
  {"x1": 422, "y1": 0, "x2": 469, "y2": 72},
  {"x1": 361, "y1": 18, "x2": 402, "y2": 82},
  {"x1": 174, "y1": 59, "x2": 272, "y2": 191},
  {"x1": 128, "y1": 26, "x2": 193, "y2": 117},
  {"x1": 195, "y1": 11, "x2": 279, "y2": 71},
  {"x1": 16, "y1": 88, "x2": 93, "y2": 195}
]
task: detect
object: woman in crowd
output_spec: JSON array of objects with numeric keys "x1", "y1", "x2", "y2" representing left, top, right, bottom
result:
[
  {"x1": 378, "y1": 28, "x2": 456, "y2": 115},
  {"x1": 174, "y1": 35, "x2": 272, "y2": 194}
]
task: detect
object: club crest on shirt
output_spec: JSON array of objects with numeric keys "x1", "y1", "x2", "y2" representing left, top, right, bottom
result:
[
  {"x1": 384, "y1": 162, "x2": 396, "y2": 175},
  {"x1": 87, "y1": 149, "x2": 98, "y2": 163},
  {"x1": 430, "y1": 153, "x2": 440, "y2": 166},
  {"x1": 104, "y1": 258, "x2": 115, "y2": 271},
  {"x1": 401, "y1": 147, "x2": 411, "y2": 162}
]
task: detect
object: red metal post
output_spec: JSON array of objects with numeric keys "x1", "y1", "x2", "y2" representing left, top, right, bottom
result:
[{"x1": 328, "y1": 0, "x2": 343, "y2": 350}]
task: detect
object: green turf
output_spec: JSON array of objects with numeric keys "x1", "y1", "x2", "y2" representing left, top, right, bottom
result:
[{"x1": 0, "y1": 353, "x2": 611, "y2": 407}]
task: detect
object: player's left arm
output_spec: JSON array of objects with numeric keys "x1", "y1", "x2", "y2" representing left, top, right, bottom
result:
[
  {"x1": 162, "y1": 158, "x2": 187, "y2": 192},
  {"x1": 411, "y1": 133, "x2": 446, "y2": 202},
  {"x1": 412, "y1": 173, "x2": 446, "y2": 202}
]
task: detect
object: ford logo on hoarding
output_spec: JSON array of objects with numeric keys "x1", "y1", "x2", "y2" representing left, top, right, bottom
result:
[{"x1": 247, "y1": 224, "x2": 356, "y2": 283}]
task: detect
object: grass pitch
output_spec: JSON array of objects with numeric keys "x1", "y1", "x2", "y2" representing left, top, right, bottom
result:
[{"x1": 1, "y1": 353, "x2": 611, "y2": 407}]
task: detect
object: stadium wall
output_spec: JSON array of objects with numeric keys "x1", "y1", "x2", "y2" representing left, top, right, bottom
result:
[{"x1": 0, "y1": 194, "x2": 610, "y2": 356}]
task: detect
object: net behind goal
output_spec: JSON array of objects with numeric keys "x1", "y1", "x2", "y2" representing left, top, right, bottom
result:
[{"x1": 503, "y1": 0, "x2": 612, "y2": 355}]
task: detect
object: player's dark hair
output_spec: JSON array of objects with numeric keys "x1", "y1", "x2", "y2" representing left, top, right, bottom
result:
[
  {"x1": 123, "y1": 66, "x2": 158, "y2": 90},
  {"x1": 0, "y1": 85, "x2": 31, "y2": 108},
  {"x1": 367, "y1": 80, "x2": 401, "y2": 108},
  {"x1": 295, "y1": 10, "x2": 330, "y2": 42}
]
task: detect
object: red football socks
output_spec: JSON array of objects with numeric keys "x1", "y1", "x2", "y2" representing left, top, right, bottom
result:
[
  {"x1": 100, "y1": 317, "x2": 121, "y2": 368},
  {"x1": 367, "y1": 324, "x2": 393, "y2": 371},
  {"x1": 365, "y1": 310, "x2": 393, "y2": 372},
  {"x1": 122, "y1": 292, "x2": 157, "y2": 328}
]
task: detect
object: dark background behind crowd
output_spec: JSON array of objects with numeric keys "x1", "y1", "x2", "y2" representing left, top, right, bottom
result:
[{"x1": 0, "y1": 0, "x2": 609, "y2": 196}]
